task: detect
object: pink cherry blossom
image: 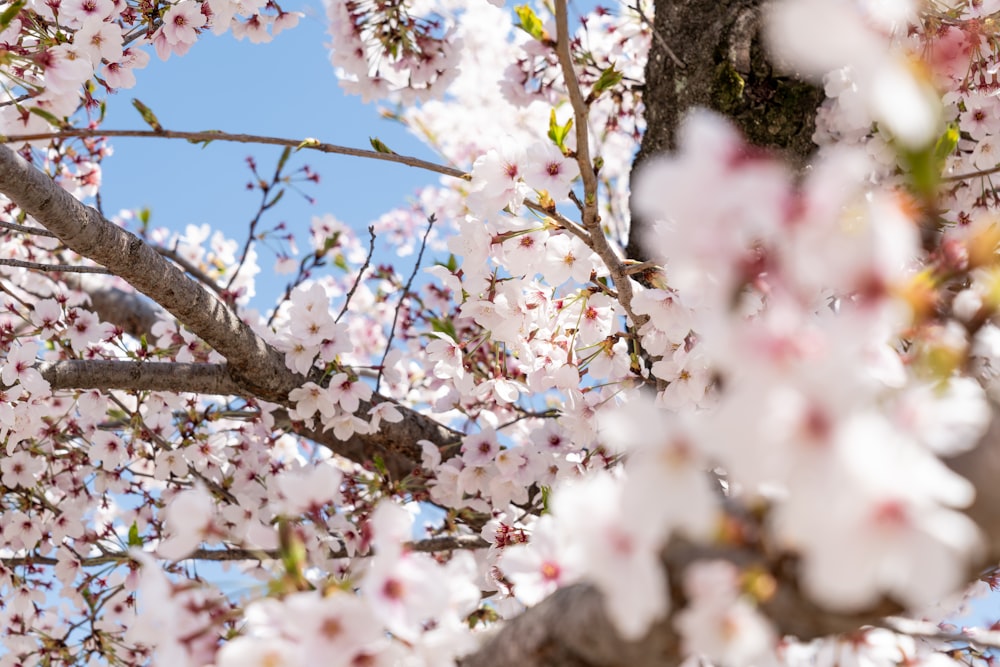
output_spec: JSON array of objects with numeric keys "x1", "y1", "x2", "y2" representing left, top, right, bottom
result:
[
  {"x1": 153, "y1": 2, "x2": 207, "y2": 60},
  {"x1": 157, "y1": 485, "x2": 217, "y2": 560},
  {"x1": 276, "y1": 462, "x2": 343, "y2": 515},
  {"x1": 326, "y1": 373, "x2": 373, "y2": 413},
  {"x1": 2, "y1": 342, "x2": 50, "y2": 396},
  {"x1": 0, "y1": 450, "x2": 44, "y2": 488},
  {"x1": 500, "y1": 515, "x2": 579, "y2": 606}
]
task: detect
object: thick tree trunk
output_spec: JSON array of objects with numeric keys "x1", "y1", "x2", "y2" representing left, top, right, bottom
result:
[{"x1": 627, "y1": 0, "x2": 824, "y2": 261}]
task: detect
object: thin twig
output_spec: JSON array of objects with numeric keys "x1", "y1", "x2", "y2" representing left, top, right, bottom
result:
[
  {"x1": 882, "y1": 617, "x2": 1000, "y2": 651},
  {"x1": 0, "y1": 91, "x2": 32, "y2": 110},
  {"x1": 628, "y1": 0, "x2": 685, "y2": 69},
  {"x1": 226, "y1": 152, "x2": 288, "y2": 293},
  {"x1": 623, "y1": 260, "x2": 661, "y2": 275},
  {"x1": 39, "y1": 360, "x2": 244, "y2": 395},
  {"x1": 0, "y1": 219, "x2": 57, "y2": 237},
  {"x1": 589, "y1": 275, "x2": 619, "y2": 299},
  {"x1": 523, "y1": 200, "x2": 591, "y2": 244},
  {"x1": 0, "y1": 534, "x2": 489, "y2": 568},
  {"x1": 553, "y1": 0, "x2": 646, "y2": 333},
  {"x1": 496, "y1": 408, "x2": 561, "y2": 431},
  {"x1": 266, "y1": 252, "x2": 323, "y2": 328},
  {"x1": 336, "y1": 226, "x2": 377, "y2": 323},
  {"x1": 0, "y1": 257, "x2": 111, "y2": 274},
  {"x1": 377, "y1": 215, "x2": 435, "y2": 393},
  {"x1": 1, "y1": 128, "x2": 468, "y2": 180},
  {"x1": 554, "y1": 0, "x2": 600, "y2": 231},
  {"x1": 942, "y1": 163, "x2": 1000, "y2": 182}
]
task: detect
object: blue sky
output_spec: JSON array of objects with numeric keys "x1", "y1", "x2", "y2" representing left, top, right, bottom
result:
[{"x1": 98, "y1": 0, "x2": 443, "y2": 306}]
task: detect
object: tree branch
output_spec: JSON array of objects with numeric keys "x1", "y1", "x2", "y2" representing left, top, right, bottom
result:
[
  {"x1": 0, "y1": 257, "x2": 111, "y2": 274},
  {"x1": 1, "y1": 128, "x2": 468, "y2": 180},
  {"x1": 0, "y1": 144, "x2": 460, "y2": 478},
  {"x1": 82, "y1": 285, "x2": 165, "y2": 339},
  {"x1": 37, "y1": 357, "x2": 460, "y2": 477},
  {"x1": 1, "y1": 535, "x2": 489, "y2": 568},
  {"x1": 944, "y1": 413, "x2": 1000, "y2": 560},
  {"x1": 553, "y1": 0, "x2": 645, "y2": 332},
  {"x1": 40, "y1": 360, "x2": 243, "y2": 395},
  {"x1": 461, "y1": 583, "x2": 680, "y2": 667},
  {"x1": 553, "y1": 0, "x2": 599, "y2": 232},
  {"x1": 457, "y1": 534, "x2": 900, "y2": 667}
]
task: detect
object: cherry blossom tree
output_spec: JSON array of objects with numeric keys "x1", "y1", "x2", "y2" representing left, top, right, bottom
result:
[{"x1": 2, "y1": 0, "x2": 1000, "y2": 665}]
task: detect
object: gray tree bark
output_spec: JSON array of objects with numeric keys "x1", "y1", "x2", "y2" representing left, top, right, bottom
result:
[{"x1": 626, "y1": 0, "x2": 824, "y2": 261}]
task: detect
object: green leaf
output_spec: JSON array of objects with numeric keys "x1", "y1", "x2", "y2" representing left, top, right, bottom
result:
[
  {"x1": 276, "y1": 518, "x2": 309, "y2": 591},
  {"x1": 514, "y1": 4, "x2": 545, "y2": 41},
  {"x1": 372, "y1": 454, "x2": 387, "y2": 476},
  {"x1": 590, "y1": 64, "x2": 623, "y2": 100},
  {"x1": 369, "y1": 137, "x2": 396, "y2": 155},
  {"x1": 0, "y1": 0, "x2": 25, "y2": 32},
  {"x1": 127, "y1": 522, "x2": 142, "y2": 548},
  {"x1": 547, "y1": 108, "x2": 573, "y2": 151},
  {"x1": 436, "y1": 253, "x2": 459, "y2": 273},
  {"x1": 28, "y1": 106, "x2": 65, "y2": 129},
  {"x1": 276, "y1": 145, "x2": 292, "y2": 173},
  {"x1": 899, "y1": 123, "x2": 958, "y2": 199},
  {"x1": 131, "y1": 98, "x2": 163, "y2": 132},
  {"x1": 322, "y1": 231, "x2": 342, "y2": 253},
  {"x1": 333, "y1": 253, "x2": 349, "y2": 272},
  {"x1": 186, "y1": 130, "x2": 221, "y2": 148},
  {"x1": 264, "y1": 188, "x2": 285, "y2": 209},
  {"x1": 933, "y1": 121, "x2": 959, "y2": 169},
  {"x1": 429, "y1": 316, "x2": 458, "y2": 341}
]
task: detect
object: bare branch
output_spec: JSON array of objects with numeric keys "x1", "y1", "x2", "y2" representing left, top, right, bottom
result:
[
  {"x1": 461, "y1": 583, "x2": 679, "y2": 667},
  {"x1": 457, "y1": 537, "x2": 897, "y2": 667},
  {"x1": 523, "y1": 200, "x2": 591, "y2": 244},
  {"x1": 40, "y1": 360, "x2": 243, "y2": 395},
  {"x1": 882, "y1": 617, "x2": 1000, "y2": 651},
  {"x1": 0, "y1": 219, "x2": 57, "y2": 237},
  {"x1": 554, "y1": 0, "x2": 599, "y2": 231},
  {"x1": 337, "y1": 226, "x2": 377, "y2": 323},
  {"x1": 377, "y1": 215, "x2": 434, "y2": 392},
  {"x1": 0, "y1": 257, "x2": 111, "y2": 274},
  {"x1": 942, "y1": 165, "x2": 1000, "y2": 182},
  {"x1": 38, "y1": 358, "x2": 461, "y2": 478},
  {"x1": 83, "y1": 285, "x2": 164, "y2": 339},
  {"x1": 1, "y1": 535, "x2": 489, "y2": 568},
  {"x1": 629, "y1": 1, "x2": 685, "y2": 69},
  {"x1": 0, "y1": 147, "x2": 290, "y2": 399},
  {"x1": 2, "y1": 128, "x2": 468, "y2": 180}
]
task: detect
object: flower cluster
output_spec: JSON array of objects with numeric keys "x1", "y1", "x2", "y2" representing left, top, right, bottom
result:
[
  {"x1": 3, "y1": 0, "x2": 1000, "y2": 666},
  {"x1": 327, "y1": 0, "x2": 462, "y2": 104}
]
